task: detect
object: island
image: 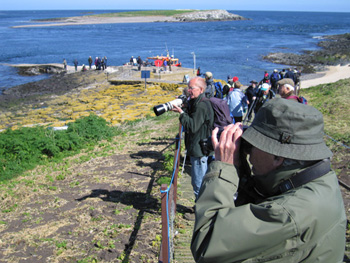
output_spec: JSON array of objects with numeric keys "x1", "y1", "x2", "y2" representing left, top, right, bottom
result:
[{"x1": 12, "y1": 10, "x2": 249, "y2": 28}]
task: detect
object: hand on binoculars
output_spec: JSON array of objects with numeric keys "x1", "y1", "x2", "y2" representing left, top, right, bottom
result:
[{"x1": 212, "y1": 123, "x2": 243, "y2": 167}]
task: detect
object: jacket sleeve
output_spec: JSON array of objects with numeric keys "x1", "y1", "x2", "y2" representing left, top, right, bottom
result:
[
  {"x1": 191, "y1": 161, "x2": 298, "y2": 263},
  {"x1": 180, "y1": 101, "x2": 209, "y2": 134}
]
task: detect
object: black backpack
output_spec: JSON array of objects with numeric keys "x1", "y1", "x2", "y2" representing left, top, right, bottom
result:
[{"x1": 201, "y1": 97, "x2": 233, "y2": 130}]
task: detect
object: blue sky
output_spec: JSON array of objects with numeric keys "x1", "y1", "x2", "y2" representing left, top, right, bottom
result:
[{"x1": 2, "y1": 0, "x2": 350, "y2": 12}]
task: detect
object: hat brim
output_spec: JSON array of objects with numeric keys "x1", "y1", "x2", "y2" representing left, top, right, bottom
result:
[{"x1": 242, "y1": 127, "x2": 333, "y2": 161}]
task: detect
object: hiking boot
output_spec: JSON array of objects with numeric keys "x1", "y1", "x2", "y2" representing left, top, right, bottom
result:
[{"x1": 183, "y1": 213, "x2": 195, "y2": 221}]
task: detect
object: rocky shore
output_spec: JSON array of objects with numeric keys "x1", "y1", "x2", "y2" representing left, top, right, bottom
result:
[
  {"x1": 174, "y1": 9, "x2": 248, "y2": 22},
  {"x1": 263, "y1": 33, "x2": 350, "y2": 73}
]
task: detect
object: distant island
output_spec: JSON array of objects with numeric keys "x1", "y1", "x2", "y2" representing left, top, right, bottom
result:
[{"x1": 12, "y1": 10, "x2": 249, "y2": 28}]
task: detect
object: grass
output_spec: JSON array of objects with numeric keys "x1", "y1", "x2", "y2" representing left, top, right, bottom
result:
[
  {"x1": 0, "y1": 114, "x2": 120, "y2": 182},
  {"x1": 301, "y1": 78, "x2": 350, "y2": 182},
  {"x1": 301, "y1": 78, "x2": 350, "y2": 145},
  {"x1": 94, "y1": 10, "x2": 198, "y2": 18}
]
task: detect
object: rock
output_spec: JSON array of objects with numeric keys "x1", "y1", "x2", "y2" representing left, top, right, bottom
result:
[
  {"x1": 174, "y1": 10, "x2": 248, "y2": 22},
  {"x1": 15, "y1": 64, "x2": 66, "y2": 76},
  {"x1": 263, "y1": 33, "x2": 350, "y2": 73}
]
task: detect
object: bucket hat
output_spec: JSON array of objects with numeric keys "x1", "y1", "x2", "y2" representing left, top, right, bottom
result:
[{"x1": 242, "y1": 98, "x2": 332, "y2": 160}]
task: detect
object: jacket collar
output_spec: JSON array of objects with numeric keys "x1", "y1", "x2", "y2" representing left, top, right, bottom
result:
[{"x1": 252, "y1": 163, "x2": 309, "y2": 197}]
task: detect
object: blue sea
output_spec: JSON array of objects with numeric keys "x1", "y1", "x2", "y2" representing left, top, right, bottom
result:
[{"x1": 1, "y1": 10, "x2": 350, "y2": 90}]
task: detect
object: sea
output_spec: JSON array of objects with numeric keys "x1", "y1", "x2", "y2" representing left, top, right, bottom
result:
[{"x1": 1, "y1": 10, "x2": 350, "y2": 91}]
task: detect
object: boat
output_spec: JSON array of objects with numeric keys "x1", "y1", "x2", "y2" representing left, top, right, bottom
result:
[{"x1": 147, "y1": 53, "x2": 181, "y2": 67}]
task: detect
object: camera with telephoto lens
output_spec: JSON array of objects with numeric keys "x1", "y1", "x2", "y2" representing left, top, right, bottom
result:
[{"x1": 153, "y1": 95, "x2": 187, "y2": 116}]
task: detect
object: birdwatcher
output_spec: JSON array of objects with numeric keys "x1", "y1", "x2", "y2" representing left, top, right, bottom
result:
[
  {"x1": 171, "y1": 77, "x2": 214, "y2": 203},
  {"x1": 191, "y1": 98, "x2": 346, "y2": 263}
]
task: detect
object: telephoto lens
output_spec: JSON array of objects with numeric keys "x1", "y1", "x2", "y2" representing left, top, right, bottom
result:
[{"x1": 153, "y1": 95, "x2": 187, "y2": 116}]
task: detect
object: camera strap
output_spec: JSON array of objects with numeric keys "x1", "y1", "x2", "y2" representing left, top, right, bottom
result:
[{"x1": 278, "y1": 158, "x2": 331, "y2": 194}]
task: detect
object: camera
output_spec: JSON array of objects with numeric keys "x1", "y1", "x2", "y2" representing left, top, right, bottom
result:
[
  {"x1": 153, "y1": 95, "x2": 187, "y2": 116},
  {"x1": 200, "y1": 129, "x2": 223, "y2": 156}
]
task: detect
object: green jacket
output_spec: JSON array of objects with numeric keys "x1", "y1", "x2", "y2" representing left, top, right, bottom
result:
[
  {"x1": 180, "y1": 93, "x2": 214, "y2": 157},
  {"x1": 191, "y1": 161, "x2": 347, "y2": 263}
]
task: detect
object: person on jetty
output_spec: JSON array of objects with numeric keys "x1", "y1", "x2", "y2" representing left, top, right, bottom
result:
[
  {"x1": 101, "y1": 57, "x2": 105, "y2": 70},
  {"x1": 171, "y1": 77, "x2": 214, "y2": 202},
  {"x1": 137, "y1": 56, "x2": 143, "y2": 71},
  {"x1": 191, "y1": 98, "x2": 346, "y2": 263},
  {"x1": 104, "y1": 56, "x2": 108, "y2": 68},
  {"x1": 88, "y1": 56, "x2": 92, "y2": 69},
  {"x1": 63, "y1": 59, "x2": 67, "y2": 71},
  {"x1": 197, "y1": 67, "x2": 201, "y2": 76},
  {"x1": 73, "y1": 59, "x2": 78, "y2": 71}
]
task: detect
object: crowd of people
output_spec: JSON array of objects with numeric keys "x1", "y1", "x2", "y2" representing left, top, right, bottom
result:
[
  {"x1": 200, "y1": 67, "x2": 305, "y2": 125},
  {"x1": 62, "y1": 56, "x2": 108, "y2": 72},
  {"x1": 170, "y1": 68, "x2": 346, "y2": 263}
]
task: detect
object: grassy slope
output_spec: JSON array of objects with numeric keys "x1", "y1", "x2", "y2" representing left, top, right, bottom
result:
[
  {"x1": 300, "y1": 78, "x2": 350, "y2": 183},
  {"x1": 301, "y1": 78, "x2": 350, "y2": 144}
]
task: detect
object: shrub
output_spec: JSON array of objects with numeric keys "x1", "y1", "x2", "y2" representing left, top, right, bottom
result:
[{"x1": 0, "y1": 114, "x2": 117, "y2": 182}]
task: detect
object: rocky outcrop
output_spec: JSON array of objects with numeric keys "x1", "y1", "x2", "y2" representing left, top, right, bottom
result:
[
  {"x1": 13, "y1": 64, "x2": 66, "y2": 76},
  {"x1": 174, "y1": 10, "x2": 248, "y2": 22},
  {"x1": 263, "y1": 33, "x2": 350, "y2": 73}
]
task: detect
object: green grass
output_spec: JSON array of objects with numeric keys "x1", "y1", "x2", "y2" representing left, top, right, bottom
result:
[
  {"x1": 301, "y1": 78, "x2": 350, "y2": 145},
  {"x1": 94, "y1": 10, "x2": 197, "y2": 18},
  {"x1": 0, "y1": 114, "x2": 120, "y2": 182},
  {"x1": 0, "y1": 111, "x2": 179, "y2": 184}
]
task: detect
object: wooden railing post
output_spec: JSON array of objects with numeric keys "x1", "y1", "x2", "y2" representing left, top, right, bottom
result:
[{"x1": 159, "y1": 123, "x2": 183, "y2": 263}]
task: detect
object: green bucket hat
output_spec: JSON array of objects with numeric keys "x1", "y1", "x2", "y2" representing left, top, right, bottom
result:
[{"x1": 242, "y1": 98, "x2": 332, "y2": 160}]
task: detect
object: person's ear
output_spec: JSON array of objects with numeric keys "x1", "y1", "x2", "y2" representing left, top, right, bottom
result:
[{"x1": 273, "y1": 156, "x2": 284, "y2": 168}]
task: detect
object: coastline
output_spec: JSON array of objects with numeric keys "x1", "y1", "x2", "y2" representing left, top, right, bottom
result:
[
  {"x1": 12, "y1": 16, "x2": 179, "y2": 28},
  {"x1": 300, "y1": 64, "x2": 350, "y2": 88}
]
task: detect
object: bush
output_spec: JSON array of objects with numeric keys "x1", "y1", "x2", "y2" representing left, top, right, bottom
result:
[{"x1": 0, "y1": 114, "x2": 117, "y2": 182}]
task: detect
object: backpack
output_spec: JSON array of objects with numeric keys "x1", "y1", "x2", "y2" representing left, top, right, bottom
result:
[
  {"x1": 287, "y1": 95, "x2": 308, "y2": 104},
  {"x1": 271, "y1": 72, "x2": 279, "y2": 83},
  {"x1": 214, "y1": 82, "x2": 224, "y2": 99},
  {"x1": 201, "y1": 97, "x2": 233, "y2": 130},
  {"x1": 298, "y1": 96, "x2": 307, "y2": 104}
]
